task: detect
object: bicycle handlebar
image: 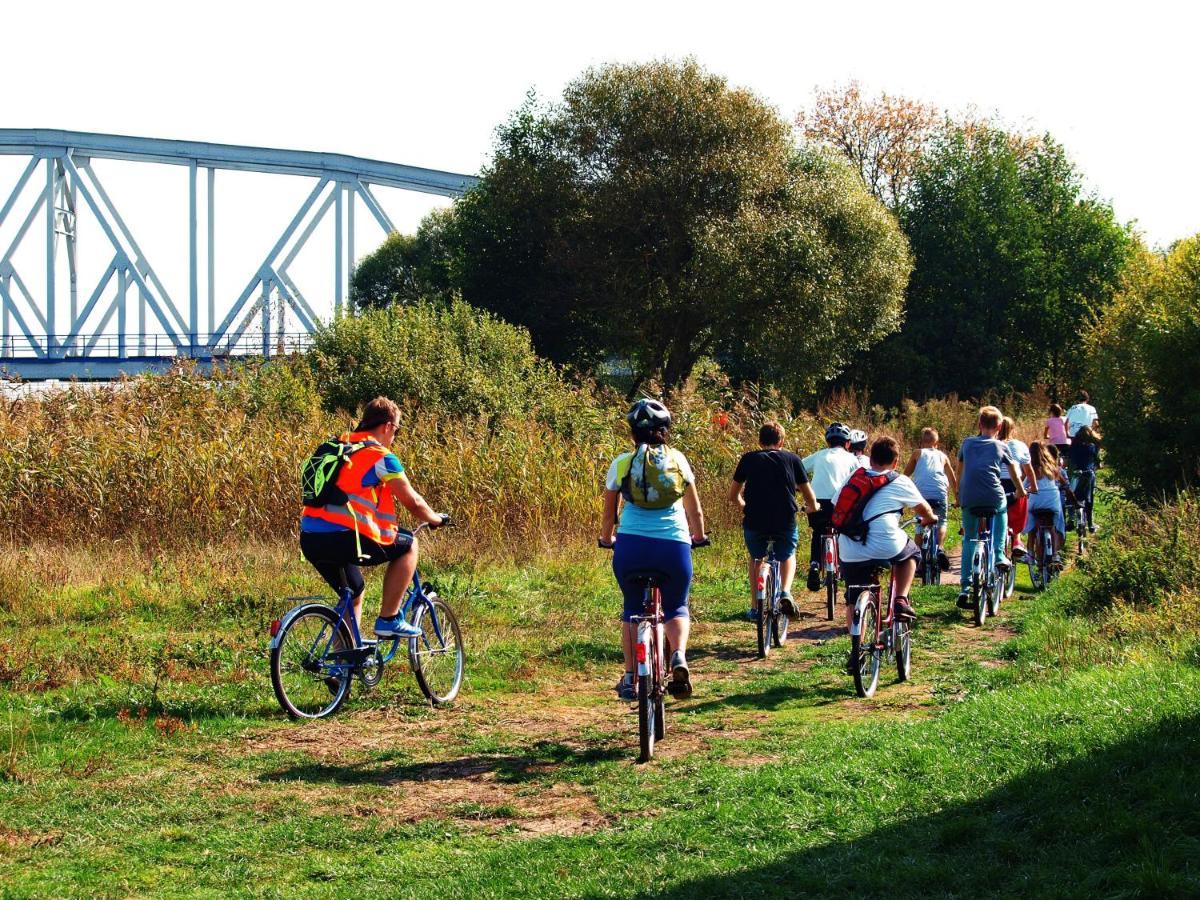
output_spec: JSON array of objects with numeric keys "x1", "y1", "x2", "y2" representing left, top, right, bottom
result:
[
  {"x1": 599, "y1": 535, "x2": 711, "y2": 550},
  {"x1": 412, "y1": 514, "x2": 453, "y2": 536}
]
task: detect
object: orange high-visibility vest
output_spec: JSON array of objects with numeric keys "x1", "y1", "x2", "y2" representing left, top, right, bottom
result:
[{"x1": 302, "y1": 432, "x2": 401, "y2": 545}]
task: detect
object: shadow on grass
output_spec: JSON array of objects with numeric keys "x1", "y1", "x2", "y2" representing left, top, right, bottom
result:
[
  {"x1": 651, "y1": 713, "x2": 1200, "y2": 898},
  {"x1": 679, "y1": 682, "x2": 847, "y2": 715},
  {"x1": 261, "y1": 740, "x2": 624, "y2": 787}
]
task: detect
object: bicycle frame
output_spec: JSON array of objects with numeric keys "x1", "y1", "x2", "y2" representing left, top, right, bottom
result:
[
  {"x1": 630, "y1": 586, "x2": 665, "y2": 685},
  {"x1": 822, "y1": 530, "x2": 840, "y2": 578},
  {"x1": 755, "y1": 539, "x2": 781, "y2": 606},
  {"x1": 849, "y1": 567, "x2": 897, "y2": 644}
]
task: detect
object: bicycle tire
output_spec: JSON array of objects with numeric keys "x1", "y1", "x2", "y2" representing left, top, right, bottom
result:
[
  {"x1": 825, "y1": 573, "x2": 837, "y2": 622},
  {"x1": 852, "y1": 599, "x2": 881, "y2": 698},
  {"x1": 638, "y1": 673, "x2": 655, "y2": 762},
  {"x1": 1003, "y1": 532, "x2": 1016, "y2": 599},
  {"x1": 653, "y1": 691, "x2": 666, "y2": 741},
  {"x1": 988, "y1": 569, "x2": 1001, "y2": 617},
  {"x1": 773, "y1": 603, "x2": 790, "y2": 648},
  {"x1": 757, "y1": 565, "x2": 773, "y2": 659},
  {"x1": 895, "y1": 620, "x2": 911, "y2": 682},
  {"x1": 270, "y1": 605, "x2": 354, "y2": 720},
  {"x1": 409, "y1": 595, "x2": 465, "y2": 705}
]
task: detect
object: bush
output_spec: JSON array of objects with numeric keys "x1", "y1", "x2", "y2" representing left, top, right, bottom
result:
[
  {"x1": 1088, "y1": 236, "x2": 1200, "y2": 496},
  {"x1": 308, "y1": 301, "x2": 605, "y2": 439}
]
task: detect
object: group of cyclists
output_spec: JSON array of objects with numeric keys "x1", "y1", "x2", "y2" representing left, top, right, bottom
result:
[{"x1": 295, "y1": 391, "x2": 1101, "y2": 704}]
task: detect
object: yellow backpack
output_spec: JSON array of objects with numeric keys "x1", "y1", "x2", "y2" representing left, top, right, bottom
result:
[{"x1": 617, "y1": 444, "x2": 687, "y2": 510}]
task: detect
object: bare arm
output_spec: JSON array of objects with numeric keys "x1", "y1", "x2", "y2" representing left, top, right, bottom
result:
[
  {"x1": 1023, "y1": 462, "x2": 1039, "y2": 494},
  {"x1": 799, "y1": 481, "x2": 818, "y2": 515},
  {"x1": 388, "y1": 473, "x2": 443, "y2": 525},
  {"x1": 682, "y1": 482, "x2": 706, "y2": 543},
  {"x1": 914, "y1": 499, "x2": 937, "y2": 526},
  {"x1": 943, "y1": 458, "x2": 958, "y2": 493},
  {"x1": 903, "y1": 450, "x2": 919, "y2": 477},
  {"x1": 954, "y1": 459, "x2": 964, "y2": 506},
  {"x1": 599, "y1": 489, "x2": 620, "y2": 544},
  {"x1": 1006, "y1": 462, "x2": 1027, "y2": 498},
  {"x1": 728, "y1": 479, "x2": 745, "y2": 511}
]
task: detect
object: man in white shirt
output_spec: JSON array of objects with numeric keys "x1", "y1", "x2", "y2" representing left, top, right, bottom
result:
[
  {"x1": 1065, "y1": 389, "x2": 1099, "y2": 438},
  {"x1": 838, "y1": 437, "x2": 938, "y2": 653},
  {"x1": 802, "y1": 422, "x2": 861, "y2": 591}
]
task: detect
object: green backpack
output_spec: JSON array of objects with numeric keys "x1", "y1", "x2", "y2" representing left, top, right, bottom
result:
[
  {"x1": 618, "y1": 444, "x2": 688, "y2": 510},
  {"x1": 300, "y1": 437, "x2": 369, "y2": 508}
]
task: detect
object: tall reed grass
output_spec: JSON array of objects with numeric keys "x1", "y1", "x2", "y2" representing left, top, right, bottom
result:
[{"x1": 0, "y1": 363, "x2": 1046, "y2": 556}]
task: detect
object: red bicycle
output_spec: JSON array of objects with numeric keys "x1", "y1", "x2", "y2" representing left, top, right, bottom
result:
[{"x1": 848, "y1": 551, "x2": 913, "y2": 698}]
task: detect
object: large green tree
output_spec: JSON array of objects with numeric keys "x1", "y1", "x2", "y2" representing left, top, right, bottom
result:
[
  {"x1": 350, "y1": 208, "x2": 456, "y2": 309},
  {"x1": 448, "y1": 60, "x2": 911, "y2": 395},
  {"x1": 853, "y1": 125, "x2": 1131, "y2": 404},
  {"x1": 1088, "y1": 236, "x2": 1200, "y2": 495}
]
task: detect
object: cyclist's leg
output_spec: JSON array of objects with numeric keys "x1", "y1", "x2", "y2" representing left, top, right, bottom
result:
[
  {"x1": 959, "y1": 506, "x2": 980, "y2": 589},
  {"x1": 612, "y1": 537, "x2": 651, "y2": 675},
  {"x1": 378, "y1": 532, "x2": 417, "y2": 617},
  {"x1": 661, "y1": 539, "x2": 694, "y2": 657},
  {"x1": 743, "y1": 526, "x2": 767, "y2": 613},
  {"x1": 778, "y1": 524, "x2": 800, "y2": 595},
  {"x1": 991, "y1": 505, "x2": 1009, "y2": 565}
]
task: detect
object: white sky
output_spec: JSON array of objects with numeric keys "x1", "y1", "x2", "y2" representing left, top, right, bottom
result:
[{"x1": 2, "y1": 0, "x2": 1197, "y2": 338}]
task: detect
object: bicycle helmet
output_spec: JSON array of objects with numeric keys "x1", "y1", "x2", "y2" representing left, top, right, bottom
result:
[
  {"x1": 627, "y1": 398, "x2": 672, "y2": 430},
  {"x1": 849, "y1": 428, "x2": 868, "y2": 450},
  {"x1": 825, "y1": 421, "x2": 852, "y2": 445}
]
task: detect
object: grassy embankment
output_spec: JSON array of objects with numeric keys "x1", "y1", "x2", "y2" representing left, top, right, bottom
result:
[{"x1": 3, "y1": 371, "x2": 1195, "y2": 897}]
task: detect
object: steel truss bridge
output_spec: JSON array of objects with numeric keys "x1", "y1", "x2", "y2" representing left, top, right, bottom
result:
[{"x1": 0, "y1": 129, "x2": 477, "y2": 379}]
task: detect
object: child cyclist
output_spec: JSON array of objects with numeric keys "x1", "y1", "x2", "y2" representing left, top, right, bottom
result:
[
  {"x1": 998, "y1": 416, "x2": 1037, "y2": 559},
  {"x1": 1024, "y1": 441, "x2": 1077, "y2": 564},
  {"x1": 730, "y1": 421, "x2": 819, "y2": 619},
  {"x1": 802, "y1": 422, "x2": 861, "y2": 592},
  {"x1": 1068, "y1": 426, "x2": 1101, "y2": 533},
  {"x1": 955, "y1": 406, "x2": 1029, "y2": 610},
  {"x1": 903, "y1": 427, "x2": 956, "y2": 571},
  {"x1": 838, "y1": 437, "x2": 938, "y2": 672},
  {"x1": 850, "y1": 429, "x2": 871, "y2": 469}
]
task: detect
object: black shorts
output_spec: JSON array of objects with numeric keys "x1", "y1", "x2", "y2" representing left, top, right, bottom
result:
[
  {"x1": 841, "y1": 540, "x2": 921, "y2": 605},
  {"x1": 299, "y1": 528, "x2": 414, "y2": 598}
]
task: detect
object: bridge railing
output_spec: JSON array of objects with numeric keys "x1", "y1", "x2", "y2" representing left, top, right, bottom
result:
[{"x1": 0, "y1": 332, "x2": 314, "y2": 359}]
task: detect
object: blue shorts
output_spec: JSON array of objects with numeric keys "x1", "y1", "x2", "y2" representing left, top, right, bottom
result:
[
  {"x1": 742, "y1": 524, "x2": 799, "y2": 561},
  {"x1": 922, "y1": 496, "x2": 948, "y2": 525},
  {"x1": 612, "y1": 533, "x2": 692, "y2": 622}
]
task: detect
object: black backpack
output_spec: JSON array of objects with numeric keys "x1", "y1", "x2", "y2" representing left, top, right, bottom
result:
[{"x1": 301, "y1": 437, "x2": 370, "y2": 508}]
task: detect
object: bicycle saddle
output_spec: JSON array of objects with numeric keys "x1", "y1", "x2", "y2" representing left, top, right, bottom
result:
[
  {"x1": 625, "y1": 569, "x2": 669, "y2": 586},
  {"x1": 1034, "y1": 510, "x2": 1058, "y2": 524}
]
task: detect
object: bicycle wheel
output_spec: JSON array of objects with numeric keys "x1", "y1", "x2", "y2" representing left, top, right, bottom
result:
[
  {"x1": 971, "y1": 546, "x2": 987, "y2": 626},
  {"x1": 1028, "y1": 549, "x2": 1042, "y2": 591},
  {"x1": 825, "y1": 572, "x2": 837, "y2": 622},
  {"x1": 653, "y1": 690, "x2": 666, "y2": 741},
  {"x1": 757, "y1": 565, "x2": 773, "y2": 659},
  {"x1": 895, "y1": 620, "x2": 911, "y2": 682},
  {"x1": 408, "y1": 595, "x2": 465, "y2": 705},
  {"x1": 638, "y1": 673, "x2": 655, "y2": 762},
  {"x1": 987, "y1": 569, "x2": 1001, "y2": 617},
  {"x1": 852, "y1": 599, "x2": 881, "y2": 698},
  {"x1": 773, "y1": 597, "x2": 790, "y2": 648},
  {"x1": 270, "y1": 605, "x2": 353, "y2": 720},
  {"x1": 1003, "y1": 533, "x2": 1016, "y2": 599}
]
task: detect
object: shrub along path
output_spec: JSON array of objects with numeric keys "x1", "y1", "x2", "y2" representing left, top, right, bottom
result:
[{"x1": 1, "y1": 517, "x2": 1197, "y2": 897}]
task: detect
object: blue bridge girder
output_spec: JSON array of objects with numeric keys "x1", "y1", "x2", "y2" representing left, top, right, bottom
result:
[{"x1": 0, "y1": 129, "x2": 479, "y2": 380}]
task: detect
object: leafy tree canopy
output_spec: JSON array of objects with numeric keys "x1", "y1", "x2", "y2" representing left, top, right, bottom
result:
[
  {"x1": 850, "y1": 124, "x2": 1132, "y2": 404},
  {"x1": 448, "y1": 59, "x2": 911, "y2": 396},
  {"x1": 350, "y1": 208, "x2": 456, "y2": 309}
]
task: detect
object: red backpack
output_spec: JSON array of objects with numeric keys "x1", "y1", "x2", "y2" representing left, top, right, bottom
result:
[{"x1": 831, "y1": 469, "x2": 899, "y2": 543}]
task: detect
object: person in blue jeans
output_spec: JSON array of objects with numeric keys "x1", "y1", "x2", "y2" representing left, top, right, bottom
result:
[
  {"x1": 599, "y1": 399, "x2": 707, "y2": 702},
  {"x1": 729, "y1": 421, "x2": 819, "y2": 620},
  {"x1": 954, "y1": 406, "x2": 1028, "y2": 610}
]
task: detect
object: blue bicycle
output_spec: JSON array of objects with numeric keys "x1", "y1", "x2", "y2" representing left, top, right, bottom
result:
[{"x1": 269, "y1": 521, "x2": 464, "y2": 718}]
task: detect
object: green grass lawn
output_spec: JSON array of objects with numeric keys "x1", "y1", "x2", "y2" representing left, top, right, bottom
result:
[{"x1": 2, "y1": 507, "x2": 1198, "y2": 897}]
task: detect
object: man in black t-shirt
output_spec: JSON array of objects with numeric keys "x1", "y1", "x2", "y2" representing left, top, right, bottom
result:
[{"x1": 729, "y1": 421, "x2": 819, "y2": 618}]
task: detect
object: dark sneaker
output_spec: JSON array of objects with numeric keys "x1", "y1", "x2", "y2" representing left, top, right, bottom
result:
[
  {"x1": 374, "y1": 615, "x2": 422, "y2": 639},
  {"x1": 669, "y1": 651, "x2": 692, "y2": 699},
  {"x1": 956, "y1": 590, "x2": 973, "y2": 610},
  {"x1": 1012, "y1": 546, "x2": 1027, "y2": 561},
  {"x1": 894, "y1": 597, "x2": 916, "y2": 621},
  {"x1": 746, "y1": 607, "x2": 758, "y2": 622},
  {"x1": 938, "y1": 550, "x2": 952, "y2": 571},
  {"x1": 780, "y1": 591, "x2": 799, "y2": 617},
  {"x1": 615, "y1": 674, "x2": 636, "y2": 701},
  {"x1": 806, "y1": 564, "x2": 821, "y2": 593}
]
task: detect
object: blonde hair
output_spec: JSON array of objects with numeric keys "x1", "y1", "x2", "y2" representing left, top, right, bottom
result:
[
  {"x1": 1030, "y1": 442, "x2": 1058, "y2": 481},
  {"x1": 998, "y1": 416, "x2": 1015, "y2": 440},
  {"x1": 978, "y1": 406, "x2": 1003, "y2": 430}
]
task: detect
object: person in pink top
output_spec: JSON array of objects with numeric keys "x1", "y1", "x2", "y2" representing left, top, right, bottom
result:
[{"x1": 1044, "y1": 403, "x2": 1070, "y2": 458}]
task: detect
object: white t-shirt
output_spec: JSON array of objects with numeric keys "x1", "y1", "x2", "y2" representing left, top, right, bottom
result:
[
  {"x1": 856, "y1": 453, "x2": 870, "y2": 470},
  {"x1": 910, "y1": 448, "x2": 950, "y2": 500},
  {"x1": 1066, "y1": 403, "x2": 1098, "y2": 437},
  {"x1": 839, "y1": 471, "x2": 928, "y2": 563},
  {"x1": 802, "y1": 446, "x2": 860, "y2": 501},
  {"x1": 605, "y1": 449, "x2": 695, "y2": 544}
]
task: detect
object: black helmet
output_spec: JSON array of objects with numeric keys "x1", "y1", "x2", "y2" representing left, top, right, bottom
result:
[
  {"x1": 825, "y1": 421, "x2": 852, "y2": 444},
  {"x1": 628, "y1": 398, "x2": 672, "y2": 430}
]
